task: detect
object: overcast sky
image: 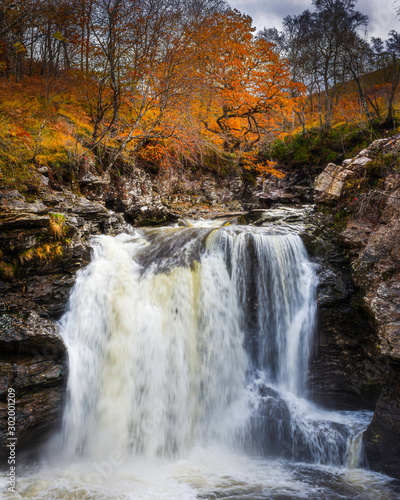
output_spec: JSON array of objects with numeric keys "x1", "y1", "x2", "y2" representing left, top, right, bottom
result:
[{"x1": 228, "y1": 0, "x2": 399, "y2": 40}]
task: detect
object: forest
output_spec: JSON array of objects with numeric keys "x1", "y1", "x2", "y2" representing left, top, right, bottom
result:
[{"x1": 1, "y1": 0, "x2": 400, "y2": 188}]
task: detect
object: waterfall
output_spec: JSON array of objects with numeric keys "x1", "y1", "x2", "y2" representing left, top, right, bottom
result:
[{"x1": 57, "y1": 223, "x2": 362, "y2": 466}]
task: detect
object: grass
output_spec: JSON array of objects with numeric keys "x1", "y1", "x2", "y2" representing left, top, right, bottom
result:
[{"x1": 266, "y1": 122, "x2": 397, "y2": 171}]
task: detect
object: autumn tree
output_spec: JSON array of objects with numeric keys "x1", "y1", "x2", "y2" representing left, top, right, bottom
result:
[
  {"x1": 79, "y1": 0, "x2": 226, "y2": 170},
  {"x1": 197, "y1": 9, "x2": 301, "y2": 172}
]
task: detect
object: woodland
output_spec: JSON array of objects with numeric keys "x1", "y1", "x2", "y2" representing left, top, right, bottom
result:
[{"x1": 0, "y1": 0, "x2": 400, "y2": 189}]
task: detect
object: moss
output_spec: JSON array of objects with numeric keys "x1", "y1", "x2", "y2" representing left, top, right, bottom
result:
[{"x1": 267, "y1": 123, "x2": 385, "y2": 170}]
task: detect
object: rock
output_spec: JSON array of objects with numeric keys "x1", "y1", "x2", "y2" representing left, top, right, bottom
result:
[
  {"x1": 39, "y1": 175, "x2": 49, "y2": 187},
  {"x1": 364, "y1": 362, "x2": 400, "y2": 479},
  {"x1": 313, "y1": 155, "x2": 373, "y2": 202},
  {"x1": 238, "y1": 206, "x2": 315, "y2": 228},
  {"x1": 314, "y1": 162, "x2": 357, "y2": 201},
  {"x1": 0, "y1": 194, "x2": 48, "y2": 215},
  {"x1": 201, "y1": 179, "x2": 218, "y2": 204},
  {"x1": 312, "y1": 132, "x2": 400, "y2": 477},
  {"x1": 338, "y1": 220, "x2": 373, "y2": 250},
  {"x1": 79, "y1": 173, "x2": 111, "y2": 186},
  {"x1": 304, "y1": 229, "x2": 385, "y2": 410},
  {"x1": 0, "y1": 308, "x2": 64, "y2": 355},
  {"x1": 80, "y1": 172, "x2": 96, "y2": 183},
  {"x1": 80, "y1": 168, "x2": 177, "y2": 226},
  {"x1": 38, "y1": 166, "x2": 49, "y2": 174},
  {"x1": 0, "y1": 211, "x2": 50, "y2": 231},
  {"x1": 0, "y1": 302, "x2": 66, "y2": 460},
  {"x1": 369, "y1": 277, "x2": 400, "y2": 360},
  {"x1": 316, "y1": 265, "x2": 353, "y2": 306}
]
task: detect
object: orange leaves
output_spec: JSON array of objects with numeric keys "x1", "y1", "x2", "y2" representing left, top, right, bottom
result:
[
  {"x1": 0, "y1": 3, "x2": 305, "y2": 179},
  {"x1": 137, "y1": 142, "x2": 168, "y2": 164},
  {"x1": 241, "y1": 152, "x2": 285, "y2": 178},
  {"x1": 197, "y1": 9, "x2": 302, "y2": 155},
  {"x1": 9, "y1": 125, "x2": 32, "y2": 143}
]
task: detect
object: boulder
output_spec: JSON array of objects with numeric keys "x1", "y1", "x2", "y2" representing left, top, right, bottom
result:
[{"x1": 314, "y1": 157, "x2": 372, "y2": 202}]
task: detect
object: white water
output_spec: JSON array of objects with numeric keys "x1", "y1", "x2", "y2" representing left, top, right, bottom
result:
[
  {"x1": 2, "y1": 219, "x2": 398, "y2": 499},
  {"x1": 58, "y1": 225, "x2": 320, "y2": 461}
]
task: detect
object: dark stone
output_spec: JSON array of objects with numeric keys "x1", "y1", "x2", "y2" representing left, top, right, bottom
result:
[
  {"x1": 310, "y1": 302, "x2": 385, "y2": 410},
  {"x1": 0, "y1": 301, "x2": 66, "y2": 461},
  {"x1": 303, "y1": 223, "x2": 386, "y2": 411},
  {"x1": 364, "y1": 362, "x2": 400, "y2": 479}
]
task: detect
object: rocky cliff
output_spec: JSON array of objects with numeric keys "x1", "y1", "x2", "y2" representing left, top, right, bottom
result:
[{"x1": 313, "y1": 134, "x2": 400, "y2": 478}]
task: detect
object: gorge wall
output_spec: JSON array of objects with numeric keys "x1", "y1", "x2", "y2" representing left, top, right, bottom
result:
[
  {"x1": 313, "y1": 134, "x2": 400, "y2": 478},
  {"x1": 1, "y1": 136, "x2": 400, "y2": 479}
]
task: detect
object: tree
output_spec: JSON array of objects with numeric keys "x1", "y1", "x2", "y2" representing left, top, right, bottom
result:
[
  {"x1": 199, "y1": 9, "x2": 301, "y2": 170},
  {"x1": 383, "y1": 30, "x2": 400, "y2": 127},
  {"x1": 343, "y1": 33, "x2": 373, "y2": 122},
  {"x1": 263, "y1": 0, "x2": 369, "y2": 134}
]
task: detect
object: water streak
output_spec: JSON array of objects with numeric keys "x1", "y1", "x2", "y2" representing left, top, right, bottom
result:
[{"x1": 57, "y1": 224, "x2": 364, "y2": 468}]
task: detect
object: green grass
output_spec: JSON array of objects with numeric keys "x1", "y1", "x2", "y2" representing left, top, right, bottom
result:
[{"x1": 266, "y1": 122, "x2": 395, "y2": 171}]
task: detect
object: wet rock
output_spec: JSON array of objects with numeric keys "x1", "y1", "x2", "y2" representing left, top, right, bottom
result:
[
  {"x1": 0, "y1": 302, "x2": 66, "y2": 460},
  {"x1": 302, "y1": 220, "x2": 386, "y2": 411},
  {"x1": 238, "y1": 205, "x2": 315, "y2": 227},
  {"x1": 244, "y1": 384, "x2": 292, "y2": 458},
  {"x1": 0, "y1": 308, "x2": 64, "y2": 356},
  {"x1": 316, "y1": 265, "x2": 353, "y2": 307},
  {"x1": 364, "y1": 362, "x2": 400, "y2": 479},
  {"x1": 309, "y1": 301, "x2": 385, "y2": 410},
  {"x1": 245, "y1": 382, "x2": 350, "y2": 464}
]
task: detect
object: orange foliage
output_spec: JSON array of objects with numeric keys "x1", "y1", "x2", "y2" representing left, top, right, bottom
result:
[
  {"x1": 193, "y1": 10, "x2": 302, "y2": 163},
  {"x1": 0, "y1": 6, "x2": 304, "y2": 179}
]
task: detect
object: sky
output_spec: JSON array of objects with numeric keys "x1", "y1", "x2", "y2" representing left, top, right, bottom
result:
[{"x1": 228, "y1": 0, "x2": 399, "y2": 40}]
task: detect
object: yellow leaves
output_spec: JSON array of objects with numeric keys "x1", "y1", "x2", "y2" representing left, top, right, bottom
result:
[
  {"x1": 0, "y1": 261, "x2": 15, "y2": 280},
  {"x1": 49, "y1": 213, "x2": 66, "y2": 241},
  {"x1": 138, "y1": 143, "x2": 167, "y2": 164},
  {"x1": 53, "y1": 32, "x2": 69, "y2": 43},
  {"x1": 19, "y1": 243, "x2": 63, "y2": 263},
  {"x1": 13, "y1": 42, "x2": 26, "y2": 54}
]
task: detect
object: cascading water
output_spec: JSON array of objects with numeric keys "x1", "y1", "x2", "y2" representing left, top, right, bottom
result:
[
  {"x1": 5, "y1": 217, "x2": 398, "y2": 499},
  {"x1": 59, "y1": 225, "x2": 324, "y2": 462}
]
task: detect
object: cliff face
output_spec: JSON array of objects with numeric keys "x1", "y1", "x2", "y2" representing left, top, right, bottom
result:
[{"x1": 313, "y1": 134, "x2": 400, "y2": 478}]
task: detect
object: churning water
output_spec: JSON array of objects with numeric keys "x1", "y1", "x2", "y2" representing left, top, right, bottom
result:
[{"x1": 2, "y1": 218, "x2": 398, "y2": 499}]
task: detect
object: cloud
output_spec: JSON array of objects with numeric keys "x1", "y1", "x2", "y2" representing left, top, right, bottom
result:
[
  {"x1": 229, "y1": 0, "x2": 307, "y2": 30},
  {"x1": 228, "y1": 0, "x2": 399, "y2": 39},
  {"x1": 361, "y1": 0, "x2": 398, "y2": 39}
]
